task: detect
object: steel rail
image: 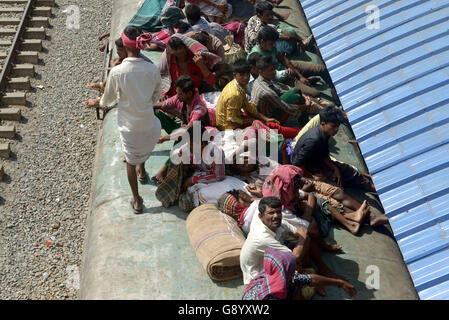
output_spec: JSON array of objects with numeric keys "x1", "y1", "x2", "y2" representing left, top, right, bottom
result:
[{"x1": 0, "y1": 0, "x2": 35, "y2": 92}]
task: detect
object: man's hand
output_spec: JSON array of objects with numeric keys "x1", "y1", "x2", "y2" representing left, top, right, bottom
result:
[
  {"x1": 157, "y1": 135, "x2": 171, "y2": 144},
  {"x1": 332, "y1": 166, "x2": 342, "y2": 186},
  {"x1": 300, "y1": 76, "x2": 311, "y2": 86},
  {"x1": 193, "y1": 52, "x2": 206, "y2": 67},
  {"x1": 265, "y1": 118, "x2": 280, "y2": 124},
  {"x1": 312, "y1": 171, "x2": 326, "y2": 181},
  {"x1": 215, "y1": 3, "x2": 228, "y2": 14},
  {"x1": 299, "y1": 96, "x2": 312, "y2": 112},
  {"x1": 340, "y1": 280, "x2": 357, "y2": 298}
]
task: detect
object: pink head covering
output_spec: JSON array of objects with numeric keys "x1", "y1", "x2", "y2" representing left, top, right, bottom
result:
[
  {"x1": 262, "y1": 165, "x2": 303, "y2": 212},
  {"x1": 243, "y1": 248, "x2": 296, "y2": 300},
  {"x1": 121, "y1": 31, "x2": 153, "y2": 50}
]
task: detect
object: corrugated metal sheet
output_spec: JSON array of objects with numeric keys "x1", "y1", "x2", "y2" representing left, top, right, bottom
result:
[{"x1": 300, "y1": 0, "x2": 449, "y2": 299}]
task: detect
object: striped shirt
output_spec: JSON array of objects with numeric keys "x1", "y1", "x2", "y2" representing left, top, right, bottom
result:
[
  {"x1": 216, "y1": 79, "x2": 258, "y2": 130},
  {"x1": 251, "y1": 76, "x2": 302, "y2": 119}
]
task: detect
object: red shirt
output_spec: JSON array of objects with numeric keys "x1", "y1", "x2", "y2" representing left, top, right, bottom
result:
[{"x1": 167, "y1": 51, "x2": 215, "y2": 97}]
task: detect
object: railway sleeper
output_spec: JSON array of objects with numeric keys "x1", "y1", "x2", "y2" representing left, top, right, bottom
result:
[
  {"x1": 0, "y1": 17, "x2": 50, "y2": 28},
  {"x1": 0, "y1": 28, "x2": 46, "y2": 40},
  {"x1": 0, "y1": 125, "x2": 15, "y2": 138},
  {"x1": 0, "y1": 51, "x2": 39, "y2": 64},
  {"x1": 7, "y1": 77, "x2": 31, "y2": 90},
  {"x1": 0, "y1": 0, "x2": 55, "y2": 5},
  {"x1": 0, "y1": 7, "x2": 52, "y2": 17},
  {"x1": 0, "y1": 63, "x2": 35, "y2": 77},
  {"x1": 1, "y1": 92, "x2": 26, "y2": 106},
  {"x1": 0, "y1": 107, "x2": 21, "y2": 121},
  {"x1": 0, "y1": 142, "x2": 10, "y2": 159},
  {"x1": 0, "y1": 39, "x2": 42, "y2": 51}
]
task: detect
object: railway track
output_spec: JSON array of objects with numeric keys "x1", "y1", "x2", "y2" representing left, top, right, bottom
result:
[{"x1": 0, "y1": 0, "x2": 53, "y2": 180}]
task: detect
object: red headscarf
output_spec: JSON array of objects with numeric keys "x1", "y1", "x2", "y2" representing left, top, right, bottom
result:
[
  {"x1": 121, "y1": 31, "x2": 153, "y2": 50},
  {"x1": 262, "y1": 165, "x2": 303, "y2": 212}
]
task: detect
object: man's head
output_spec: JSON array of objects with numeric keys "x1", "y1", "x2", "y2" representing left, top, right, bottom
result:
[
  {"x1": 258, "y1": 197, "x2": 283, "y2": 231},
  {"x1": 115, "y1": 38, "x2": 126, "y2": 59},
  {"x1": 256, "y1": 56, "x2": 277, "y2": 80},
  {"x1": 319, "y1": 106, "x2": 346, "y2": 137},
  {"x1": 175, "y1": 75, "x2": 196, "y2": 103},
  {"x1": 185, "y1": 4, "x2": 201, "y2": 25},
  {"x1": 257, "y1": 26, "x2": 279, "y2": 53},
  {"x1": 232, "y1": 59, "x2": 252, "y2": 88},
  {"x1": 123, "y1": 25, "x2": 143, "y2": 55},
  {"x1": 168, "y1": 36, "x2": 189, "y2": 59},
  {"x1": 189, "y1": 31, "x2": 210, "y2": 48},
  {"x1": 255, "y1": 1, "x2": 274, "y2": 24},
  {"x1": 247, "y1": 52, "x2": 262, "y2": 77}
]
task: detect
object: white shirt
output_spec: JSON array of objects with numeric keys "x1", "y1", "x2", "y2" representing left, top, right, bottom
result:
[
  {"x1": 100, "y1": 57, "x2": 162, "y2": 133},
  {"x1": 241, "y1": 200, "x2": 259, "y2": 235},
  {"x1": 240, "y1": 213, "x2": 297, "y2": 284}
]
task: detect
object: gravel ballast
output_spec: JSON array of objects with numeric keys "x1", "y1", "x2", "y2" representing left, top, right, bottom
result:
[{"x1": 0, "y1": 1, "x2": 112, "y2": 299}]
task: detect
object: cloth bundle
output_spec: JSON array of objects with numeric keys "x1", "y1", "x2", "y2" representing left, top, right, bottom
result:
[{"x1": 186, "y1": 204, "x2": 246, "y2": 281}]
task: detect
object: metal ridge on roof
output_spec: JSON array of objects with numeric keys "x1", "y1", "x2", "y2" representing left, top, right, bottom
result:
[{"x1": 299, "y1": 0, "x2": 449, "y2": 299}]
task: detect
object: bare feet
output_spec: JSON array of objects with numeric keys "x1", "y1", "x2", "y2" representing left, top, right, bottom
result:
[
  {"x1": 347, "y1": 221, "x2": 361, "y2": 235},
  {"x1": 278, "y1": 13, "x2": 290, "y2": 20},
  {"x1": 130, "y1": 196, "x2": 143, "y2": 214},
  {"x1": 370, "y1": 214, "x2": 389, "y2": 227},
  {"x1": 346, "y1": 200, "x2": 370, "y2": 223},
  {"x1": 86, "y1": 82, "x2": 105, "y2": 91},
  {"x1": 83, "y1": 97, "x2": 101, "y2": 108},
  {"x1": 321, "y1": 242, "x2": 343, "y2": 253},
  {"x1": 151, "y1": 165, "x2": 168, "y2": 185}
]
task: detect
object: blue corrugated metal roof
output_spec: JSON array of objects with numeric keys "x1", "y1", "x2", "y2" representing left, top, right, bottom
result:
[{"x1": 300, "y1": 0, "x2": 449, "y2": 299}]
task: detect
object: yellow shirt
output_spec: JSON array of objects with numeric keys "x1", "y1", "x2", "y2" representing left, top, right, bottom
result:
[
  {"x1": 292, "y1": 114, "x2": 321, "y2": 146},
  {"x1": 215, "y1": 79, "x2": 258, "y2": 130}
]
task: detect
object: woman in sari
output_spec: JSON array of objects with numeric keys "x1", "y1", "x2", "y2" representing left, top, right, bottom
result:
[{"x1": 242, "y1": 248, "x2": 356, "y2": 300}]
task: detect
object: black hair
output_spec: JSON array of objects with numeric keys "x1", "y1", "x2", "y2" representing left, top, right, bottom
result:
[
  {"x1": 319, "y1": 106, "x2": 346, "y2": 125},
  {"x1": 259, "y1": 197, "x2": 282, "y2": 215},
  {"x1": 293, "y1": 175, "x2": 306, "y2": 189},
  {"x1": 123, "y1": 25, "x2": 143, "y2": 40},
  {"x1": 232, "y1": 59, "x2": 251, "y2": 74},
  {"x1": 257, "y1": 25, "x2": 279, "y2": 43},
  {"x1": 226, "y1": 189, "x2": 241, "y2": 201},
  {"x1": 185, "y1": 4, "x2": 201, "y2": 23},
  {"x1": 168, "y1": 36, "x2": 185, "y2": 49},
  {"x1": 255, "y1": 1, "x2": 273, "y2": 15},
  {"x1": 189, "y1": 31, "x2": 209, "y2": 47},
  {"x1": 256, "y1": 55, "x2": 274, "y2": 70},
  {"x1": 247, "y1": 52, "x2": 262, "y2": 66},
  {"x1": 175, "y1": 75, "x2": 196, "y2": 94},
  {"x1": 115, "y1": 38, "x2": 123, "y2": 48}
]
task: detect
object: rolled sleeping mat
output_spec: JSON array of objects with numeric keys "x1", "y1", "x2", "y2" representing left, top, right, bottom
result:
[{"x1": 186, "y1": 204, "x2": 246, "y2": 281}]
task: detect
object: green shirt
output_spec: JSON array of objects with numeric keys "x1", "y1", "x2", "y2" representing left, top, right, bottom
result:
[{"x1": 249, "y1": 45, "x2": 285, "y2": 71}]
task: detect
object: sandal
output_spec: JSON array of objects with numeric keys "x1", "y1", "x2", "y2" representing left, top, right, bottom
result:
[
  {"x1": 130, "y1": 196, "x2": 143, "y2": 214},
  {"x1": 138, "y1": 172, "x2": 149, "y2": 184}
]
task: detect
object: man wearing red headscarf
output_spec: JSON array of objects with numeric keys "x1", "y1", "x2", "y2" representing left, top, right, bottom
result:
[{"x1": 100, "y1": 26, "x2": 161, "y2": 214}]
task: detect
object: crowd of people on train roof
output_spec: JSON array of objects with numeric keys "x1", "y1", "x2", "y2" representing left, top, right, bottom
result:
[{"x1": 84, "y1": 0, "x2": 390, "y2": 300}]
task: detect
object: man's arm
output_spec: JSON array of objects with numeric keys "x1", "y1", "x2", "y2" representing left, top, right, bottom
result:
[
  {"x1": 308, "y1": 274, "x2": 357, "y2": 297},
  {"x1": 324, "y1": 155, "x2": 341, "y2": 186},
  {"x1": 99, "y1": 72, "x2": 118, "y2": 108},
  {"x1": 276, "y1": 53, "x2": 310, "y2": 86}
]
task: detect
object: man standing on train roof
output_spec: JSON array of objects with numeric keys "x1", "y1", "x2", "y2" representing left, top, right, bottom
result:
[{"x1": 99, "y1": 26, "x2": 162, "y2": 214}]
